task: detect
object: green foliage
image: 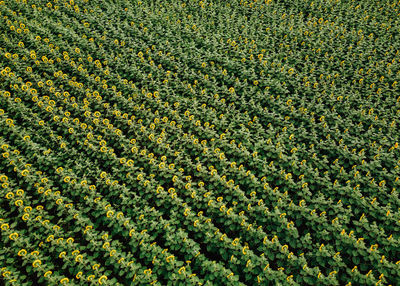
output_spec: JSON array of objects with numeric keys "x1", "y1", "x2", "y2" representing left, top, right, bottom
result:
[{"x1": 0, "y1": 0, "x2": 399, "y2": 285}]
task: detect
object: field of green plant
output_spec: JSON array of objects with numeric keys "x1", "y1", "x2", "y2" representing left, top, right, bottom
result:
[{"x1": 0, "y1": 0, "x2": 399, "y2": 285}]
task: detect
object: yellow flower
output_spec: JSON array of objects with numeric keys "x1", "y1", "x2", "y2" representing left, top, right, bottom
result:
[
  {"x1": 60, "y1": 278, "x2": 69, "y2": 284},
  {"x1": 5, "y1": 192, "x2": 14, "y2": 199},
  {"x1": 14, "y1": 200, "x2": 23, "y2": 206},
  {"x1": 98, "y1": 276, "x2": 108, "y2": 284},
  {"x1": 21, "y1": 213, "x2": 30, "y2": 221},
  {"x1": 44, "y1": 234, "x2": 55, "y2": 242},
  {"x1": 18, "y1": 249, "x2": 27, "y2": 256},
  {"x1": 21, "y1": 169, "x2": 29, "y2": 176},
  {"x1": 44, "y1": 271, "x2": 52, "y2": 277},
  {"x1": 87, "y1": 275, "x2": 95, "y2": 281},
  {"x1": 8, "y1": 232, "x2": 18, "y2": 240},
  {"x1": 32, "y1": 260, "x2": 42, "y2": 268}
]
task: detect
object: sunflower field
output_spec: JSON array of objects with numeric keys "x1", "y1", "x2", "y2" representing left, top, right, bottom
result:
[{"x1": 0, "y1": 0, "x2": 399, "y2": 285}]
